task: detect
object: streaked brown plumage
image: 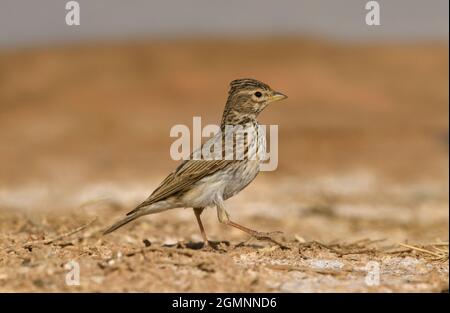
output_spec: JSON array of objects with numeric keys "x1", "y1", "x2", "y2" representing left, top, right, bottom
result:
[{"x1": 104, "y1": 78, "x2": 287, "y2": 247}]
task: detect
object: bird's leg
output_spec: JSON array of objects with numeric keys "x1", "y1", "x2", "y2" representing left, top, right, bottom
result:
[
  {"x1": 216, "y1": 204, "x2": 285, "y2": 247},
  {"x1": 193, "y1": 207, "x2": 209, "y2": 247},
  {"x1": 226, "y1": 220, "x2": 283, "y2": 240}
]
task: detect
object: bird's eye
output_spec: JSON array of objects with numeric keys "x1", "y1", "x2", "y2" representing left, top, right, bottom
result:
[{"x1": 254, "y1": 91, "x2": 262, "y2": 98}]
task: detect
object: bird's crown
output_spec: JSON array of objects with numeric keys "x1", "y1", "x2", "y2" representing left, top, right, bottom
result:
[{"x1": 228, "y1": 78, "x2": 271, "y2": 94}]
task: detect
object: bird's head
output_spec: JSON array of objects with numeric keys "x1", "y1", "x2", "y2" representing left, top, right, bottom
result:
[{"x1": 221, "y1": 78, "x2": 287, "y2": 125}]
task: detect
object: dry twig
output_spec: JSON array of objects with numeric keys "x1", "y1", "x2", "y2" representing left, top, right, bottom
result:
[{"x1": 24, "y1": 218, "x2": 97, "y2": 248}]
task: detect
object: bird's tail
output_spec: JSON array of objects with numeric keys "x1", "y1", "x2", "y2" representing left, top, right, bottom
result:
[
  {"x1": 103, "y1": 201, "x2": 172, "y2": 235},
  {"x1": 103, "y1": 212, "x2": 142, "y2": 235}
]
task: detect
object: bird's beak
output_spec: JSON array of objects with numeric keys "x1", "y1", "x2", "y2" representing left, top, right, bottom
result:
[{"x1": 269, "y1": 91, "x2": 288, "y2": 103}]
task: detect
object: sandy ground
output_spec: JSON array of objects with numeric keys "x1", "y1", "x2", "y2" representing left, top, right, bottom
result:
[
  {"x1": 1, "y1": 177, "x2": 448, "y2": 292},
  {"x1": 0, "y1": 38, "x2": 448, "y2": 292}
]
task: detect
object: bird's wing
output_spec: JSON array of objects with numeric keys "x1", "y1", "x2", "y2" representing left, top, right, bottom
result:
[
  {"x1": 127, "y1": 158, "x2": 232, "y2": 215},
  {"x1": 127, "y1": 123, "x2": 259, "y2": 215},
  {"x1": 126, "y1": 131, "x2": 237, "y2": 215},
  {"x1": 151, "y1": 158, "x2": 232, "y2": 203}
]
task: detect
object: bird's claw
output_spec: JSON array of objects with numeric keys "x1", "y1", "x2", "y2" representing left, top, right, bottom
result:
[
  {"x1": 201, "y1": 241, "x2": 214, "y2": 250},
  {"x1": 249, "y1": 230, "x2": 289, "y2": 249},
  {"x1": 251, "y1": 230, "x2": 283, "y2": 240},
  {"x1": 201, "y1": 240, "x2": 228, "y2": 252}
]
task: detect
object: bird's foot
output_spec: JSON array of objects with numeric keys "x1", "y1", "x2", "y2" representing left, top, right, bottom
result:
[
  {"x1": 202, "y1": 241, "x2": 216, "y2": 251},
  {"x1": 249, "y1": 230, "x2": 290, "y2": 250},
  {"x1": 252, "y1": 230, "x2": 283, "y2": 239},
  {"x1": 202, "y1": 240, "x2": 228, "y2": 252}
]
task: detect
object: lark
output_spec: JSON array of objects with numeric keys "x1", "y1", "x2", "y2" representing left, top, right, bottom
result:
[{"x1": 104, "y1": 78, "x2": 287, "y2": 246}]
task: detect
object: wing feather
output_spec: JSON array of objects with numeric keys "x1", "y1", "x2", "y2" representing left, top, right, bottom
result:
[
  {"x1": 127, "y1": 123, "x2": 258, "y2": 215},
  {"x1": 127, "y1": 159, "x2": 231, "y2": 215}
]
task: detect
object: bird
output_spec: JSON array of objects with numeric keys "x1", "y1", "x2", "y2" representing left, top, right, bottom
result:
[{"x1": 103, "y1": 78, "x2": 288, "y2": 247}]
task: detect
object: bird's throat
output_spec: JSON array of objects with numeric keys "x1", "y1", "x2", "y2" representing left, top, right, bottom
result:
[{"x1": 221, "y1": 109, "x2": 258, "y2": 128}]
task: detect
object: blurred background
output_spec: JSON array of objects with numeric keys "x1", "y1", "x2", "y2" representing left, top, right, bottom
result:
[
  {"x1": 0, "y1": 0, "x2": 448, "y2": 292},
  {"x1": 0, "y1": 0, "x2": 448, "y2": 246}
]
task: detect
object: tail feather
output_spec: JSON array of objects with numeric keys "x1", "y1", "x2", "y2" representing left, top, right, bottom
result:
[
  {"x1": 103, "y1": 213, "x2": 141, "y2": 235},
  {"x1": 103, "y1": 201, "x2": 172, "y2": 235},
  {"x1": 126, "y1": 200, "x2": 151, "y2": 216}
]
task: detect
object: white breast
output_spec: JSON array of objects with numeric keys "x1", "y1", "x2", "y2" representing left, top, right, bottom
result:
[{"x1": 179, "y1": 122, "x2": 267, "y2": 207}]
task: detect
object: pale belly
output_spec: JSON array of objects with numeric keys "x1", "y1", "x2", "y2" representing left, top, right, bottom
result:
[
  {"x1": 179, "y1": 160, "x2": 260, "y2": 208},
  {"x1": 222, "y1": 160, "x2": 260, "y2": 200},
  {"x1": 179, "y1": 122, "x2": 266, "y2": 208}
]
